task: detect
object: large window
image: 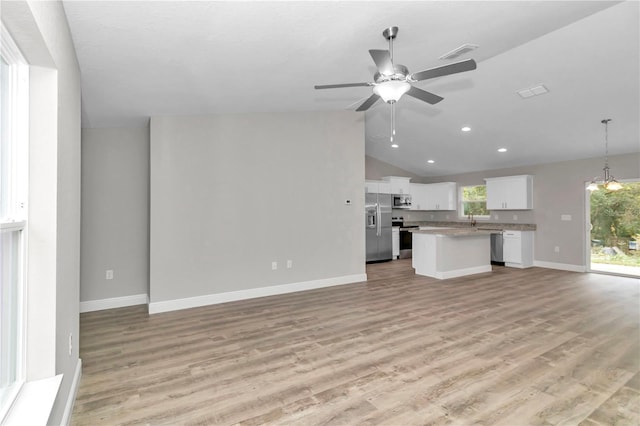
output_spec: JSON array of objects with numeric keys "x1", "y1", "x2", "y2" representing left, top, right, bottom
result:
[
  {"x1": 459, "y1": 185, "x2": 490, "y2": 219},
  {"x1": 0, "y1": 25, "x2": 28, "y2": 421}
]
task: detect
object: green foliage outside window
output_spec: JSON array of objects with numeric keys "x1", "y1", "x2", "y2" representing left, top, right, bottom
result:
[
  {"x1": 590, "y1": 182, "x2": 640, "y2": 254},
  {"x1": 461, "y1": 185, "x2": 490, "y2": 217}
]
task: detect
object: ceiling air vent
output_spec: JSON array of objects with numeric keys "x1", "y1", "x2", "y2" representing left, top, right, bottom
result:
[
  {"x1": 439, "y1": 43, "x2": 479, "y2": 60},
  {"x1": 517, "y1": 84, "x2": 549, "y2": 99}
]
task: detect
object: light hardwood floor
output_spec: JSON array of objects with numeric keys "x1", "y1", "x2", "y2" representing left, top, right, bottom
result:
[{"x1": 72, "y1": 261, "x2": 640, "y2": 425}]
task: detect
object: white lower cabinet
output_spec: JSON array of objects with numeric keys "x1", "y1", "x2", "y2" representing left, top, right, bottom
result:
[
  {"x1": 392, "y1": 227, "x2": 400, "y2": 259},
  {"x1": 503, "y1": 230, "x2": 534, "y2": 268}
]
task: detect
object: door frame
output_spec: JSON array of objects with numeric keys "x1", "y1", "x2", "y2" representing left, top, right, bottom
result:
[{"x1": 584, "y1": 178, "x2": 639, "y2": 276}]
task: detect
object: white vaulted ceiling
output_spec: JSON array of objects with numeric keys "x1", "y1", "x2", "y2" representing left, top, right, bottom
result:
[{"x1": 62, "y1": 1, "x2": 639, "y2": 176}]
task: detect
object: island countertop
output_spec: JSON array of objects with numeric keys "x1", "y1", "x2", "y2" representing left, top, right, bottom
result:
[
  {"x1": 408, "y1": 228, "x2": 495, "y2": 237},
  {"x1": 403, "y1": 221, "x2": 536, "y2": 231}
]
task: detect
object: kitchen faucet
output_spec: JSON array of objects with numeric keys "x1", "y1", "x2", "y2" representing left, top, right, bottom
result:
[{"x1": 468, "y1": 213, "x2": 477, "y2": 227}]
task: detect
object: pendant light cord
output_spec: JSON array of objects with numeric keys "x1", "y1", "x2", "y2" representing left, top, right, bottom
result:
[{"x1": 602, "y1": 118, "x2": 612, "y2": 169}]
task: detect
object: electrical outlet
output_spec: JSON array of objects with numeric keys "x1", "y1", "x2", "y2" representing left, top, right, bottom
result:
[
  {"x1": 561, "y1": 214, "x2": 572, "y2": 221},
  {"x1": 493, "y1": 214, "x2": 499, "y2": 220},
  {"x1": 513, "y1": 214, "x2": 518, "y2": 220},
  {"x1": 105, "y1": 269, "x2": 114, "y2": 280},
  {"x1": 68, "y1": 333, "x2": 73, "y2": 356},
  {"x1": 272, "y1": 261, "x2": 278, "y2": 270},
  {"x1": 430, "y1": 214, "x2": 434, "y2": 219},
  {"x1": 287, "y1": 260, "x2": 293, "y2": 269},
  {"x1": 554, "y1": 246, "x2": 560, "y2": 253}
]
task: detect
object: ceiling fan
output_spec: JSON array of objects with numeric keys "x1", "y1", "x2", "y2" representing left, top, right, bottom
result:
[{"x1": 314, "y1": 26, "x2": 477, "y2": 146}]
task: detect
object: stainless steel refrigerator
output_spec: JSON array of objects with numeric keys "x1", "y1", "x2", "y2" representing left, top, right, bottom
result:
[{"x1": 366, "y1": 192, "x2": 392, "y2": 262}]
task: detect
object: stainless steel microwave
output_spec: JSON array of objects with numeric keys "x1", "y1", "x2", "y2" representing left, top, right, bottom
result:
[{"x1": 393, "y1": 194, "x2": 412, "y2": 209}]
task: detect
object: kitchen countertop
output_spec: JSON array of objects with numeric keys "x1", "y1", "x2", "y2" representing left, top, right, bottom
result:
[
  {"x1": 404, "y1": 221, "x2": 536, "y2": 231},
  {"x1": 409, "y1": 228, "x2": 495, "y2": 237}
]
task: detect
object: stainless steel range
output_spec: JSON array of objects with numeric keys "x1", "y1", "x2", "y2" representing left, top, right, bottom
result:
[{"x1": 392, "y1": 217, "x2": 418, "y2": 259}]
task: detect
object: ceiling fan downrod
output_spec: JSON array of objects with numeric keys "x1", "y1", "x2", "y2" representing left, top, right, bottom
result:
[
  {"x1": 383, "y1": 26, "x2": 399, "y2": 63},
  {"x1": 384, "y1": 27, "x2": 399, "y2": 146}
]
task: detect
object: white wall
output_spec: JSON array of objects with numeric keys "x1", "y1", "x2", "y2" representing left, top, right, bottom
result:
[
  {"x1": 149, "y1": 111, "x2": 365, "y2": 309},
  {"x1": 2, "y1": 0, "x2": 82, "y2": 423},
  {"x1": 81, "y1": 127, "x2": 149, "y2": 304}
]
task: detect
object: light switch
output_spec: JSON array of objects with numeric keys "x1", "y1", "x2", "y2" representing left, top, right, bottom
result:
[{"x1": 561, "y1": 214, "x2": 572, "y2": 221}]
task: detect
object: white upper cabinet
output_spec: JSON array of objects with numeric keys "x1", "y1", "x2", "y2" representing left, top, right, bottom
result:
[
  {"x1": 424, "y1": 182, "x2": 457, "y2": 210},
  {"x1": 364, "y1": 180, "x2": 378, "y2": 194},
  {"x1": 410, "y1": 182, "x2": 456, "y2": 211},
  {"x1": 378, "y1": 181, "x2": 391, "y2": 194},
  {"x1": 365, "y1": 180, "x2": 391, "y2": 194},
  {"x1": 485, "y1": 175, "x2": 533, "y2": 210},
  {"x1": 383, "y1": 176, "x2": 411, "y2": 195},
  {"x1": 410, "y1": 183, "x2": 429, "y2": 210}
]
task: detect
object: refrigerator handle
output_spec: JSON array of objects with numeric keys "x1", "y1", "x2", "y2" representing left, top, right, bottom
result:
[{"x1": 377, "y1": 203, "x2": 381, "y2": 236}]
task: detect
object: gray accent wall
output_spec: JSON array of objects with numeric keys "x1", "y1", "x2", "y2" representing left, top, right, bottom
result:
[
  {"x1": 81, "y1": 127, "x2": 150, "y2": 302},
  {"x1": 150, "y1": 111, "x2": 365, "y2": 303},
  {"x1": 365, "y1": 155, "x2": 425, "y2": 182}
]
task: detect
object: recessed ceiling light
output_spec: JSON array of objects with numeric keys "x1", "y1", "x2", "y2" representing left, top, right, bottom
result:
[
  {"x1": 497, "y1": 148, "x2": 508, "y2": 153},
  {"x1": 427, "y1": 160, "x2": 435, "y2": 164},
  {"x1": 461, "y1": 126, "x2": 471, "y2": 132},
  {"x1": 391, "y1": 143, "x2": 399, "y2": 148}
]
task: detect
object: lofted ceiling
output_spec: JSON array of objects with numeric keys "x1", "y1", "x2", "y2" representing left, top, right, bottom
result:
[{"x1": 62, "y1": 1, "x2": 639, "y2": 177}]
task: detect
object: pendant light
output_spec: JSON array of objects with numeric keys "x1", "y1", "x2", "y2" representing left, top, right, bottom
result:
[{"x1": 587, "y1": 119, "x2": 622, "y2": 192}]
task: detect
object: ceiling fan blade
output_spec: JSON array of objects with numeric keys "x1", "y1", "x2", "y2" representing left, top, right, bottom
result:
[
  {"x1": 369, "y1": 49, "x2": 394, "y2": 75},
  {"x1": 356, "y1": 93, "x2": 381, "y2": 112},
  {"x1": 406, "y1": 86, "x2": 444, "y2": 105},
  {"x1": 411, "y1": 59, "x2": 477, "y2": 82},
  {"x1": 314, "y1": 82, "x2": 371, "y2": 89}
]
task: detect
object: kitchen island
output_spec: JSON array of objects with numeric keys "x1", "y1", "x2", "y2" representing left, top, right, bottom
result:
[{"x1": 410, "y1": 227, "x2": 493, "y2": 279}]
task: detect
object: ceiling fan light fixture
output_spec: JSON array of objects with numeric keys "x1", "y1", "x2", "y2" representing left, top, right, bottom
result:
[{"x1": 373, "y1": 80, "x2": 411, "y2": 103}]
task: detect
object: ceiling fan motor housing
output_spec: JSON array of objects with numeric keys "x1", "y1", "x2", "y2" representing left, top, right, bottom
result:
[{"x1": 374, "y1": 64, "x2": 409, "y2": 83}]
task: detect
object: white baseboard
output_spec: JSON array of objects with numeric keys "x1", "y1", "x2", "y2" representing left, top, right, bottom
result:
[
  {"x1": 80, "y1": 294, "x2": 148, "y2": 313},
  {"x1": 149, "y1": 273, "x2": 367, "y2": 314},
  {"x1": 60, "y1": 358, "x2": 82, "y2": 426},
  {"x1": 533, "y1": 261, "x2": 586, "y2": 273},
  {"x1": 437, "y1": 265, "x2": 493, "y2": 280}
]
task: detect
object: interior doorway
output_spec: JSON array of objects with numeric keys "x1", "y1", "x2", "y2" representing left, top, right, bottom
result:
[{"x1": 587, "y1": 180, "x2": 640, "y2": 277}]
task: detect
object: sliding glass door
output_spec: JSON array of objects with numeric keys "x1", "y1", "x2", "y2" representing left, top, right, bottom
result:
[{"x1": 587, "y1": 180, "x2": 640, "y2": 277}]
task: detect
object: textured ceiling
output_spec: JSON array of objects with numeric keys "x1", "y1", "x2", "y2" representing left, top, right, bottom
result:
[{"x1": 62, "y1": 1, "x2": 639, "y2": 176}]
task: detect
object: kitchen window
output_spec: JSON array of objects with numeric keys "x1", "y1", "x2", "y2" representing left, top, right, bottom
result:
[
  {"x1": 459, "y1": 185, "x2": 490, "y2": 219},
  {"x1": 0, "y1": 24, "x2": 28, "y2": 422}
]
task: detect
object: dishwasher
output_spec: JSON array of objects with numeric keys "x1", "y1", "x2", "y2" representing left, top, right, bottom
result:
[{"x1": 490, "y1": 232, "x2": 504, "y2": 265}]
